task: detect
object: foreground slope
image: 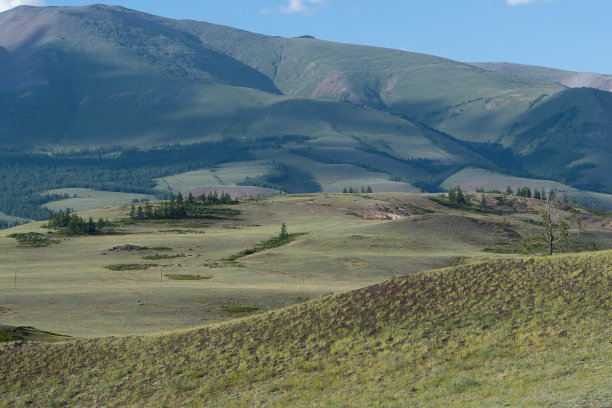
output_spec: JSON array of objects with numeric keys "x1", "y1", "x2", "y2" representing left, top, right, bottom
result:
[{"x1": 2, "y1": 251, "x2": 611, "y2": 407}]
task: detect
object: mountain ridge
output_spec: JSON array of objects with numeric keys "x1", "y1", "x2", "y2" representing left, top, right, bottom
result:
[
  {"x1": 1, "y1": 4, "x2": 611, "y2": 195},
  {"x1": 469, "y1": 61, "x2": 612, "y2": 92}
]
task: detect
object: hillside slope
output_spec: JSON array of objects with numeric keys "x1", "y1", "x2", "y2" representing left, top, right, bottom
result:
[
  {"x1": 172, "y1": 17, "x2": 564, "y2": 143},
  {"x1": 504, "y1": 87, "x2": 612, "y2": 191},
  {"x1": 470, "y1": 62, "x2": 612, "y2": 92},
  {"x1": 1, "y1": 5, "x2": 612, "y2": 194},
  {"x1": 2, "y1": 251, "x2": 611, "y2": 406}
]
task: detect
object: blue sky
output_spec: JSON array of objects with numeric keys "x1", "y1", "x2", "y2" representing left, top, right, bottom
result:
[{"x1": 5, "y1": 0, "x2": 610, "y2": 73}]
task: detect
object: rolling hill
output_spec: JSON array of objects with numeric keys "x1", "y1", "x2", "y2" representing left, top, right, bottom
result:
[{"x1": 2, "y1": 249, "x2": 610, "y2": 406}]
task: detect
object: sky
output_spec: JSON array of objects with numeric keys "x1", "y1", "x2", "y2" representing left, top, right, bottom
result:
[{"x1": 3, "y1": 0, "x2": 610, "y2": 74}]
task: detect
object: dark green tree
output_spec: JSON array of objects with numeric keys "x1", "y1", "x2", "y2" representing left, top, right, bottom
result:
[
  {"x1": 87, "y1": 217, "x2": 96, "y2": 234},
  {"x1": 456, "y1": 186, "x2": 466, "y2": 204},
  {"x1": 279, "y1": 222, "x2": 289, "y2": 241},
  {"x1": 144, "y1": 201, "x2": 153, "y2": 219}
]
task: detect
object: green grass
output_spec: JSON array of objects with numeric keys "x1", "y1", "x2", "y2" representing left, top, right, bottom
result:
[
  {"x1": 0, "y1": 330, "x2": 20, "y2": 343},
  {"x1": 1, "y1": 251, "x2": 610, "y2": 406},
  {"x1": 104, "y1": 264, "x2": 159, "y2": 271},
  {"x1": 165, "y1": 274, "x2": 210, "y2": 280},
  {"x1": 0, "y1": 326, "x2": 70, "y2": 343}
]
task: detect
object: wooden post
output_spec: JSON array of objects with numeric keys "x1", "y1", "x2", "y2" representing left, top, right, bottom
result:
[
  {"x1": 14, "y1": 271, "x2": 17, "y2": 287},
  {"x1": 160, "y1": 270, "x2": 162, "y2": 284}
]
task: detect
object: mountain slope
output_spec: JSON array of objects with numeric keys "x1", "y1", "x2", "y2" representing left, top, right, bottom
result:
[
  {"x1": 2, "y1": 251, "x2": 611, "y2": 406},
  {"x1": 173, "y1": 18, "x2": 565, "y2": 143},
  {"x1": 1, "y1": 5, "x2": 611, "y2": 194},
  {"x1": 505, "y1": 87, "x2": 612, "y2": 191},
  {"x1": 470, "y1": 62, "x2": 612, "y2": 92}
]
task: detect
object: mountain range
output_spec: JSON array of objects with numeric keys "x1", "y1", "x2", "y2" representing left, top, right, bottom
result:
[{"x1": 1, "y1": 4, "x2": 611, "y2": 194}]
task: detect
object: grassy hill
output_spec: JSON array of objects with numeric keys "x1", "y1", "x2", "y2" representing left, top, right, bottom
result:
[{"x1": 1, "y1": 249, "x2": 610, "y2": 406}]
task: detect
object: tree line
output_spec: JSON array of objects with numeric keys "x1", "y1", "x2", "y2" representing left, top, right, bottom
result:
[
  {"x1": 43, "y1": 208, "x2": 112, "y2": 235},
  {"x1": 0, "y1": 138, "x2": 269, "y2": 225},
  {"x1": 342, "y1": 186, "x2": 373, "y2": 194},
  {"x1": 129, "y1": 191, "x2": 238, "y2": 220}
]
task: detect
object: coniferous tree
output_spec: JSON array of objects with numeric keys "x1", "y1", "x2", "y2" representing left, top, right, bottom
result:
[
  {"x1": 144, "y1": 201, "x2": 153, "y2": 219},
  {"x1": 279, "y1": 222, "x2": 289, "y2": 240},
  {"x1": 87, "y1": 217, "x2": 96, "y2": 234},
  {"x1": 456, "y1": 186, "x2": 466, "y2": 204},
  {"x1": 447, "y1": 187, "x2": 457, "y2": 204}
]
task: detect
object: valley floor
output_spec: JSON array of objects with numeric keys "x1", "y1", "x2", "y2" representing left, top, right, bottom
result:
[{"x1": 1, "y1": 192, "x2": 611, "y2": 337}]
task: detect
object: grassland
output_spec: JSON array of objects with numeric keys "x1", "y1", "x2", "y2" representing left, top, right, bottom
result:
[
  {"x1": 1, "y1": 193, "x2": 610, "y2": 338},
  {"x1": 154, "y1": 155, "x2": 421, "y2": 196},
  {"x1": 0, "y1": 212, "x2": 29, "y2": 225},
  {"x1": 43, "y1": 188, "x2": 156, "y2": 212},
  {"x1": 1, "y1": 250, "x2": 610, "y2": 406}
]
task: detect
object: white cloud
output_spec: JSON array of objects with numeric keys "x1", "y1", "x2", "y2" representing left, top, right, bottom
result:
[
  {"x1": 0, "y1": 0, "x2": 46, "y2": 13},
  {"x1": 279, "y1": 0, "x2": 325, "y2": 15}
]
